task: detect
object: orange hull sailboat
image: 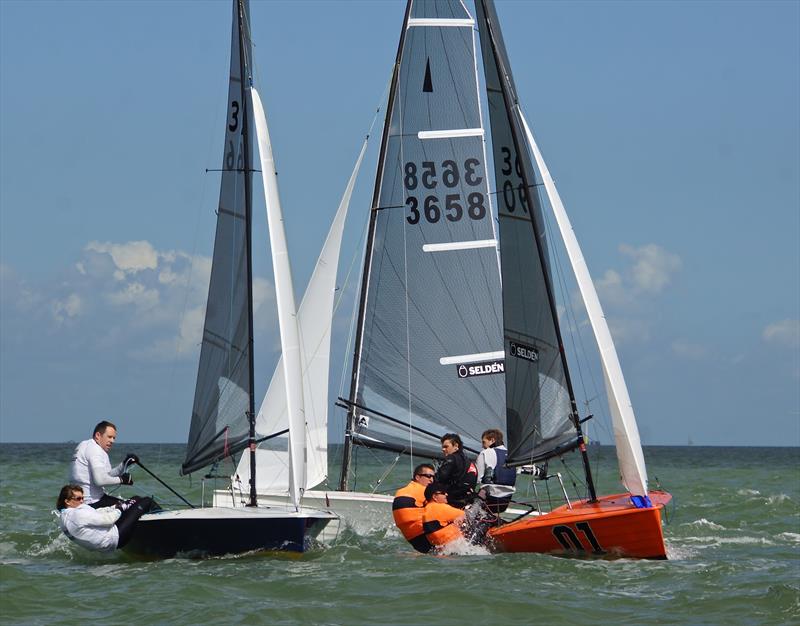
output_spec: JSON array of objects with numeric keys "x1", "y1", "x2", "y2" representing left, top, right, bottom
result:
[
  {"x1": 335, "y1": 0, "x2": 673, "y2": 561},
  {"x1": 490, "y1": 491, "x2": 672, "y2": 559}
]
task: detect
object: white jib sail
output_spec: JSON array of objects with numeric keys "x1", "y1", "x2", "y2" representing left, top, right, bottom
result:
[
  {"x1": 239, "y1": 136, "x2": 369, "y2": 495},
  {"x1": 520, "y1": 111, "x2": 649, "y2": 497},
  {"x1": 251, "y1": 86, "x2": 305, "y2": 508}
]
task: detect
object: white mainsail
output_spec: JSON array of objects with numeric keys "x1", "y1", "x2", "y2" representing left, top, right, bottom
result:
[
  {"x1": 250, "y1": 86, "x2": 306, "y2": 508},
  {"x1": 519, "y1": 111, "x2": 649, "y2": 497}
]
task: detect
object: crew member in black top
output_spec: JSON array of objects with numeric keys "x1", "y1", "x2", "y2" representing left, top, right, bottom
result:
[{"x1": 435, "y1": 433, "x2": 477, "y2": 508}]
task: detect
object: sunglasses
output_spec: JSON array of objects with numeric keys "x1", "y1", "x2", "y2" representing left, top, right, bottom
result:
[
  {"x1": 417, "y1": 473, "x2": 435, "y2": 479},
  {"x1": 69, "y1": 495, "x2": 84, "y2": 501}
]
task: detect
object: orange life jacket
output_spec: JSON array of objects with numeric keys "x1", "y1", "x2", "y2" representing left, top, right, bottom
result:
[
  {"x1": 422, "y1": 501, "x2": 464, "y2": 546},
  {"x1": 392, "y1": 481, "x2": 426, "y2": 541}
]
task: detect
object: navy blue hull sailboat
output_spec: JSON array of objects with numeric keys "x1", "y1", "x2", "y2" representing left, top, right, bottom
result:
[{"x1": 123, "y1": 0, "x2": 336, "y2": 559}]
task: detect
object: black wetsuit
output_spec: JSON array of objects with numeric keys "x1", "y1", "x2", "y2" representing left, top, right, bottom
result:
[{"x1": 435, "y1": 449, "x2": 477, "y2": 508}]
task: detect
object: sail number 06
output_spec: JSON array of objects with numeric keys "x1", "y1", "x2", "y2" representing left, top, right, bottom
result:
[{"x1": 403, "y1": 159, "x2": 486, "y2": 224}]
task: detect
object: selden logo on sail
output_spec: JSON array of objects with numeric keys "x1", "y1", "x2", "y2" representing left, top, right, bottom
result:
[
  {"x1": 510, "y1": 341, "x2": 539, "y2": 362},
  {"x1": 456, "y1": 360, "x2": 505, "y2": 379}
]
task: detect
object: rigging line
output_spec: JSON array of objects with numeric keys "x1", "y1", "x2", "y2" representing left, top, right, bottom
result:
[
  {"x1": 540, "y1": 189, "x2": 592, "y2": 408},
  {"x1": 530, "y1": 159, "x2": 609, "y2": 448},
  {"x1": 399, "y1": 87, "x2": 415, "y2": 470},
  {"x1": 559, "y1": 455, "x2": 588, "y2": 500},
  {"x1": 336, "y1": 73, "x2": 393, "y2": 403}
]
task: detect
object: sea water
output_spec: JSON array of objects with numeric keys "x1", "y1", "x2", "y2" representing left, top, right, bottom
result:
[{"x1": 0, "y1": 443, "x2": 797, "y2": 625}]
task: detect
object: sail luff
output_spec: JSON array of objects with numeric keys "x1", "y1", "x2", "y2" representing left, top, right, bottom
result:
[
  {"x1": 251, "y1": 87, "x2": 305, "y2": 509},
  {"x1": 520, "y1": 112, "x2": 649, "y2": 496}
]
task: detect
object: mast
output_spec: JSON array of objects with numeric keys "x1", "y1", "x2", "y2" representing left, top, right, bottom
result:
[
  {"x1": 476, "y1": 0, "x2": 596, "y2": 500},
  {"x1": 236, "y1": 0, "x2": 258, "y2": 507},
  {"x1": 338, "y1": 0, "x2": 414, "y2": 491}
]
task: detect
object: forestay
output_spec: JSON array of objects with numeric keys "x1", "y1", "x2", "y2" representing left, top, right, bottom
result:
[{"x1": 350, "y1": 0, "x2": 505, "y2": 458}]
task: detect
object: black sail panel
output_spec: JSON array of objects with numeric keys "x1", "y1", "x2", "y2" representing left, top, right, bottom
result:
[
  {"x1": 352, "y1": 0, "x2": 505, "y2": 458},
  {"x1": 476, "y1": 0, "x2": 578, "y2": 465},
  {"x1": 182, "y1": 0, "x2": 253, "y2": 475}
]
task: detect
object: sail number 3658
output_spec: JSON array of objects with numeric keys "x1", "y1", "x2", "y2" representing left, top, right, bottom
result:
[{"x1": 403, "y1": 159, "x2": 486, "y2": 224}]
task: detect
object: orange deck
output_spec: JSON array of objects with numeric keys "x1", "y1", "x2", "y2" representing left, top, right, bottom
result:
[{"x1": 489, "y1": 490, "x2": 672, "y2": 559}]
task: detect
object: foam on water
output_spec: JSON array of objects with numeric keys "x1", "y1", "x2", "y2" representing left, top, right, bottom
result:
[
  {"x1": 682, "y1": 518, "x2": 725, "y2": 530},
  {"x1": 433, "y1": 536, "x2": 491, "y2": 557}
]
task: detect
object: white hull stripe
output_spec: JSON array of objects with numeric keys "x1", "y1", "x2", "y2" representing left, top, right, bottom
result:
[
  {"x1": 440, "y1": 351, "x2": 505, "y2": 366},
  {"x1": 418, "y1": 128, "x2": 484, "y2": 140},
  {"x1": 423, "y1": 239, "x2": 497, "y2": 253},
  {"x1": 407, "y1": 18, "x2": 474, "y2": 28}
]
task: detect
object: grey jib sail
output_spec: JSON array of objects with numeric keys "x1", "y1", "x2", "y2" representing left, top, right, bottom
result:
[
  {"x1": 182, "y1": 0, "x2": 253, "y2": 475},
  {"x1": 476, "y1": 0, "x2": 578, "y2": 465},
  {"x1": 350, "y1": 0, "x2": 505, "y2": 458}
]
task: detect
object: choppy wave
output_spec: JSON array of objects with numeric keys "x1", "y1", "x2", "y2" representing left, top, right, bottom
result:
[
  {"x1": 682, "y1": 535, "x2": 775, "y2": 546},
  {"x1": 682, "y1": 518, "x2": 726, "y2": 530}
]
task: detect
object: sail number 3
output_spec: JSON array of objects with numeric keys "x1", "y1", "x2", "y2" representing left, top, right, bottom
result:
[{"x1": 403, "y1": 159, "x2": 487, "y2": 224}]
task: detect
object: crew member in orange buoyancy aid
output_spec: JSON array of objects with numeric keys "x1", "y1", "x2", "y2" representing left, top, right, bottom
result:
[
  {"x1": 422, "y1": 482, "x2": 466, "y2": 549},
  {"x1": 392, "y1": 463, "x2": 436, "y2": 553}
]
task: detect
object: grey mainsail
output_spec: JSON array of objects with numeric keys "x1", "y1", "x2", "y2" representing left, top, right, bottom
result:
[
  {"x1": 182, "y1": 0, "x2": 253, "y2": 476},
  {"x1": 347, "y1": 0, "x2": 504, "y2": 460},
  {"x1": 344, "y1": 0, "x2": 583, "y2": 478}
]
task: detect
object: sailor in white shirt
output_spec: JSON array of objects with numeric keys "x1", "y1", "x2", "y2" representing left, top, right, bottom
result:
[
  {"x1": 69, "y1": 421, "x2": 138, "y2": 508},
  {"x1": 56, "y1": 485, "x2": 153, "y2": 551}
]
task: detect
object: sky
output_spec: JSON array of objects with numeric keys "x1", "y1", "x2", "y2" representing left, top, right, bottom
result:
[{"x1": 1, "y1": 0, "x2": 798, "y2": 447}]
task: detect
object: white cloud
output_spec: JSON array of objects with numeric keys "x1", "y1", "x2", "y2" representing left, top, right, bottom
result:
[
  {"x1": 52, "y1": 293, "x2": 82, "y2": 323},
  {"x1": 619, "y1": 243, "x2": 682, "y2": 294},
  {"x1": 85, "y1": 240, "x2": 158, "y2": 275},
  {"x1": 596, "y1": 269, "x2": 629, "y2": 307},
  {"x1": 763, "y1": 319, "x2": 800, "y2": 348},
  {"x1": 595, "y1": 244, "x2": 681, "y2": 311},
  {"x1": 107, "y1": 281, "x2": 160, "y2": 310}
]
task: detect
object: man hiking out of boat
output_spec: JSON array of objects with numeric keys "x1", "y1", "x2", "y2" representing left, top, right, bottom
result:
[
  {"x1": 69, "y1": 420, "x2": 139, "y2": 508},
  {"x1": 56, "y1": 484, "x2": 153, "y2": 552},
  {"x1": 435, "y1": 433, "x2": 478, "y2": 508},
  {"x1": 475, "y1": 428, "x2": 516, "y2": 514},
  {"x1": 392, "y1": 463, "x2": 436, "y2": 553}
]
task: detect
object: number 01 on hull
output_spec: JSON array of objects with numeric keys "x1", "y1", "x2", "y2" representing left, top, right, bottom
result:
[{"x1": 489, "y1": 491, "x2": 672, "y2": 559}]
